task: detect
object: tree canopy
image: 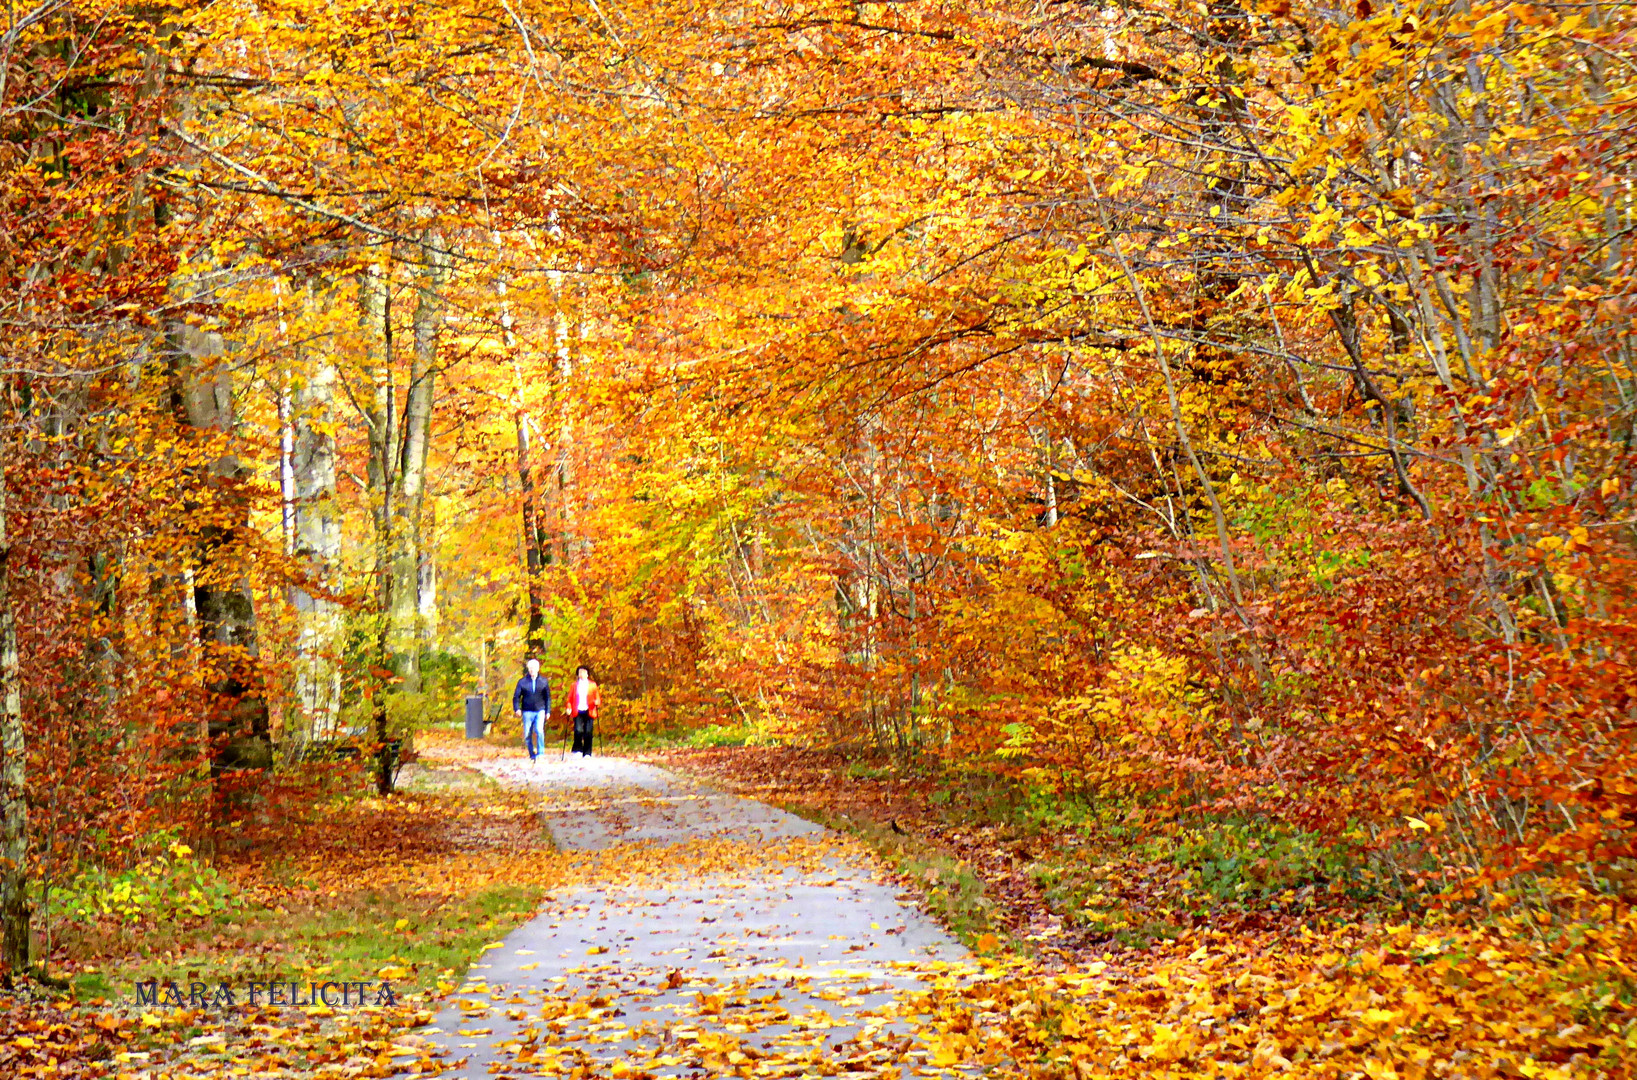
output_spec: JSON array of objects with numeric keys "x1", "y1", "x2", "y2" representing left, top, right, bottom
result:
[{"x1": 1, "y1": 0, "x2": 1634, "y2": 1045}]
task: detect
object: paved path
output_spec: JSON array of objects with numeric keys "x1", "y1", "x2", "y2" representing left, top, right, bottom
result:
[{"x1": 422, "y1": 754, "x2": 977, "y2": 1078}]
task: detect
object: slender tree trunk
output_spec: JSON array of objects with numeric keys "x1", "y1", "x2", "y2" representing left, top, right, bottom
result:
[
  {"x1": 515, "y1": 411, "x2": 547, "y2": 653},
  {"x1": 391, "y1": 235, "x2": 447, "y2": 691},
  {"x1": 360, "y1": 263, "x2": 396, "y2": 794},
  {"x1": 551, "y1": 279, "x2": 574, "y2": 564},
  {"x1": 278, "y1": 382, "x2": 295, "y2": 559},
  {"x1": 1092, "y1": 191, "x2": 1267, "y2": 684},
  {"x1": 291, "y1": 322, "x2": 342, "y2": 741},
  {"x1": 418, "y1": 500, "x2": 438, "y2": 642},
  {"x1": 169, "y1": 315, "x2": 273, "y2": 770},
  {"x1": 500, "y1": 274, "x2": 548, "y2": 656},
  {"x1": 0, "y1": 428, "x2": 29, "y2": 980}
]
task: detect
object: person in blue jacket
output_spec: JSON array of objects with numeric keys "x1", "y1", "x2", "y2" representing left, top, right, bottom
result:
[{"x1": 512, "y1": 657, "x2": 551, "y2": 763}]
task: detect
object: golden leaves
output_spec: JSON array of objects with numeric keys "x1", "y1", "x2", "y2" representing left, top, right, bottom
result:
[{"x1": 910, "y1": 914, "x2": 1634, "y2": 1078}]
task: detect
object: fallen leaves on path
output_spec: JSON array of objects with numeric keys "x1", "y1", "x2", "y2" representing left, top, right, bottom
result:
[
  {"x1": 29, "y1": 735, "x2": 1626, "y2": 1080},
  {"x1": 405, "y1": 740, "x2": 985, "y2": 1078},
  {"x1": 651, "y1": 746, "x2": 1098, "y2": 955},
  {"x1": 654, "y1": 745, "x2": 1637, "y2": 1078}
]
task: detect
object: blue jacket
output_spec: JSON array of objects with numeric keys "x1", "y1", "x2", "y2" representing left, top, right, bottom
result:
[{"x1": 513, "y1": 675, "x2": 551, "y2": 713}]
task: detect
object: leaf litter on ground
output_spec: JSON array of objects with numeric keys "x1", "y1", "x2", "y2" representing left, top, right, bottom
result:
[
  {"x1": 11, "y1": 735, "x2": 1631, "y2": 1079},
  {"x1": 9, "y1": 732, "x2": 994, "y2": 1078},
  {"x1": 650, "y1": 744, "x2": 1637, "y2": 1078}
]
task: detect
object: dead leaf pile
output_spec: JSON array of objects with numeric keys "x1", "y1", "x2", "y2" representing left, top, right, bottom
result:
[{"x1": 913, "y1": 914, "x2": 1635, "y2": 1077}]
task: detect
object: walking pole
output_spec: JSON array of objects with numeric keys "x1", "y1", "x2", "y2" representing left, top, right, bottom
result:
[{"x1": 560, "y1": 718, "x2": 570, "y2": 759}]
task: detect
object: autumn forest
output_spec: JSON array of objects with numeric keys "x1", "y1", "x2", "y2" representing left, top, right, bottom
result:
[{"x1": 1, "y1": 0, "x2": 1634, "y2": 1075}]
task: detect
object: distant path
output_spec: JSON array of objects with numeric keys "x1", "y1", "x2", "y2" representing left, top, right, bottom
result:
[{"x1": 421, "y1": 753, "x2": 977, "y2": 1078}]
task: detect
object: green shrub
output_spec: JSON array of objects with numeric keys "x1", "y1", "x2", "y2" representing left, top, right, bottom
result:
[
  {"x1": 685, "y1": 723, "x2": 754, "y2": 748},
  {"x1": 845, "y1": 759, "x2": 893, "y2": 780},
  {"x1": 57, "y1": 837, "x2": 238, "y2": 924},
  {"x1": 1171, "y1": 819, "x2": 1373, "y2": 902}
]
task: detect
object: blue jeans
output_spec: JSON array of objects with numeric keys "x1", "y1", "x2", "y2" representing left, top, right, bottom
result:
[{"x1": 521, "y1": 711, "x2": 547, "y2": 759}]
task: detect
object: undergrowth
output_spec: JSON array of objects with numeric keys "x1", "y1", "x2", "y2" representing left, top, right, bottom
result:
[{"x1": 49, "y1": 763, "x2": 548, "y2": 1003}]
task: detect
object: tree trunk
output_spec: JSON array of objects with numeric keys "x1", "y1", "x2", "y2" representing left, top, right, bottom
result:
[
  {"x1": 0, "y1": 428, "x2": 29, "y2": 980},
  {"x1": 290, "y1": 325, "x2": 342, "y2": 741},
  {"x1": 418, "y1": 499, "x2": 438, "y2": 642},
  {"x1": 515, "y1": 411, "x2": 547, "y2": 654},
  {"x1": 500, "y1": 277, "x2": 549, "y2": 656},
  {"x1": 169, "y1": 316, "x2": 273, "y2": 770},
  {"x1": 391, "y1": 236, "x2": 445, "y2": 691},
  {"x1": 360, "y1": 263, "x2": 396, "y2": 794},
  {"x1": 551, "y1": 277, "x2": 575, "y2": 564}
]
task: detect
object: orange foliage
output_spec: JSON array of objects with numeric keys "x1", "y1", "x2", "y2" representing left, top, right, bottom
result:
[{"x1": 1, "y1": 1, "x2": 1635, "y2": 1073}]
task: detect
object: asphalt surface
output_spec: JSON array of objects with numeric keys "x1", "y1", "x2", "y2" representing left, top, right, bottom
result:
[{"x1": 420, "y1": 753, "x2": 978, "y2": 1077}]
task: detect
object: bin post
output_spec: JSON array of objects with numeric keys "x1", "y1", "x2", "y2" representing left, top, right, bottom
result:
[{"x1": 464, "y1": 694, "x2": 486, "y2": 739}]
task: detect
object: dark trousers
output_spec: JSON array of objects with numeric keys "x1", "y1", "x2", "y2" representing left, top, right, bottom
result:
[{"x1": 571, "y1": 712, "x2": 594, "y2": 756}]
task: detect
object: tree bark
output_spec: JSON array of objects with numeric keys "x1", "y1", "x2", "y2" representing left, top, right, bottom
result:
[
  {"x1": 290, "y1": 312, "x2": 343, "y2": 741},
  {"x1": 515, "y1": 411, "x2": 547, "y2": 654},
  {"x1": 391, "y1": 236, "x2": 446, "y2": 690},
  {"x1": 0, "y1": 428, "x2": 29, "y2": 980},
  {"x1": 551, "y1": 276, "x2": 575, "y2": 565},
  {"x1": 168, "y1": 315, "x2": 273, "y2": 770},
  {"x1": 359, "y1": 263, "x2": 396, "y2": 794},
  {"x1": 501, "y1": 279, "x2": 548, "y2": 655}
]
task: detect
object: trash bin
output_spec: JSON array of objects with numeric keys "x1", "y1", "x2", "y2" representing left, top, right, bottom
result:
[{"x1": 464, "y1": 695, "x2": 486, "y2": 739}]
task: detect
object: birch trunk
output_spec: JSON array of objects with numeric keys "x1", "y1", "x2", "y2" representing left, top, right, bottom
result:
[
  {"x1": 290, "y1": 335, "x2": 342, "y2": 741},
  {"x1": 418, "y1": 499, "x2": 438, "y2": 641},
  {"x1": 0, "y1": 429, "x2": 28, "y2": 978}
]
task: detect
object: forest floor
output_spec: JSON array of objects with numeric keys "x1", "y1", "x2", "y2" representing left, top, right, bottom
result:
[
  {"x1": 2, "y1": 736, "x2": 1632, "y2": 1078},
  {"x1": 3, "y1": 731, "x2": 561, "y2": 1077}
]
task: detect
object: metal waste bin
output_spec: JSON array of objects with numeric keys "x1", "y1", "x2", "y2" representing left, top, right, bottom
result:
[{"x1": 464, "y1": 695, "x2": 487, "y2": 739}]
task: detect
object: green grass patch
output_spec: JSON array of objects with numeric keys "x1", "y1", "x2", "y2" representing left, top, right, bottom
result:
[
  {"x1": 56, "y1": 766, "x2": 548, "y2": 1003},
  {"x1": 1031, "y1": 858, "x2": 1187, "y2": 949},
  {"x1": 845, "y1": 760, "x2": 895, "y2": 782},
  {"x1": 396, "y1": 761, "x2": 506, "y2": 796},
  {"x1": 65, "y1": 882, "x2": 543, "y2": 1001},
  {"x1": 1171, "y1": 818, "x2": 1378, "y2": 904}
]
